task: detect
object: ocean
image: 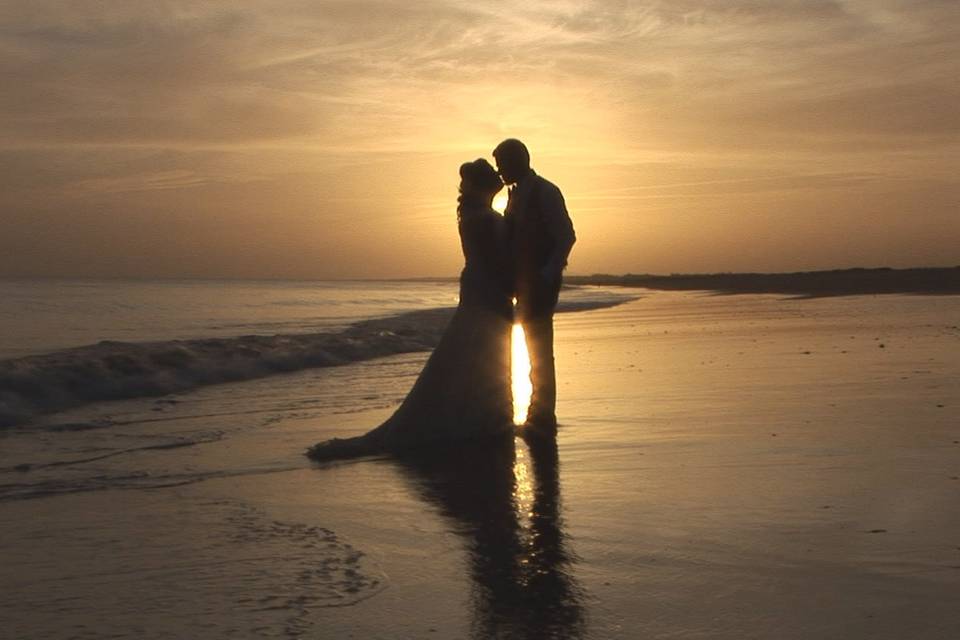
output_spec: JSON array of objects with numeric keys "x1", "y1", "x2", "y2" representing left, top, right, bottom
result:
[
  {"x1": 0, "y1": 278, "x2": 466, "y2": 360},
  {"x1": 0, "y1": 278, "x2": 634, "y2": 427},
  {"x1": 2, "y1": 283, "x2": 958, "y2": 638}
]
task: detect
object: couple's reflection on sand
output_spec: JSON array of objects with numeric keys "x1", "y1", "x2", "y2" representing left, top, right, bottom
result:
[{"x1": 393, "y1": 434, "x2": 586, "y2": 639}]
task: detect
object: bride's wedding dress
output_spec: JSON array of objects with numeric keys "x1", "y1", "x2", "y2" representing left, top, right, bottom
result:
[{"x1": 307, "y1": 198, "x2": 514, "y2": 460}]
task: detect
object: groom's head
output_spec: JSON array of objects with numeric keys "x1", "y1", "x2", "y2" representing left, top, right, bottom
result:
[{"x1": 493, "y1": 138, "x2": 530, "y2": 185}]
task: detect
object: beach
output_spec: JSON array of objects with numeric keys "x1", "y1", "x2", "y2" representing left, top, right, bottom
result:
[{"x1": 2, "y1": 288, "x2": 959, "y2": 638}]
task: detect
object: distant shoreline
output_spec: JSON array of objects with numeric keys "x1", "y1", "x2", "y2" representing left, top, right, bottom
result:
[
  {"x1": 566, "y1": 266, "x2": 960, "y2": 297},
  {"x1": 2, "y1": 267, "x2": 958, "y2": 295}
]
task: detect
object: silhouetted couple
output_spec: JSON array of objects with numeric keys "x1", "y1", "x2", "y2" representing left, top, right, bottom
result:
[{"x1": 307, "y1": 139, "x2": 575, "y2": 460}]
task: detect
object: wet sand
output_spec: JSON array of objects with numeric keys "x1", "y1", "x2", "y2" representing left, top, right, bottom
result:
[{"x1": 2, "y1": 291, "x2": 959, "y2": 638}]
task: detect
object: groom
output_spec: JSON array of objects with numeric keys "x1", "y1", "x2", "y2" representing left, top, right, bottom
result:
[{"x1": 493, "y1": 139, "x2": 576, "y2": 437}]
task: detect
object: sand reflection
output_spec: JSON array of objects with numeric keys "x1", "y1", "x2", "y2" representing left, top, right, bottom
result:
[{"x1": 393, "y1": 435, "x2": 585, "y2": 639}]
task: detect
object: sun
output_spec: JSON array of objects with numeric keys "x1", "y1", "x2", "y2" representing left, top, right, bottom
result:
[{"x1": 493, "y1": 192, "x2": 509, "y2": 214}]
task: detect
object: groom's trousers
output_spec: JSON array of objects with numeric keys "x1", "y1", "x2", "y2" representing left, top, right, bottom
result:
[{"x1": 522, "y1": 313, "x2": 557, "y2": 428}]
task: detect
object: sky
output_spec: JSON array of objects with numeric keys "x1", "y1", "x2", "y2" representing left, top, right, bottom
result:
[{"x1": 1, "y1": 0, "x2": 958, "y2": 279}]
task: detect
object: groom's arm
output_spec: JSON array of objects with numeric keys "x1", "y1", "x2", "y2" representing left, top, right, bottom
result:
[{"x1": 538, "y1": 182, "x2": 576, "y2": 283}]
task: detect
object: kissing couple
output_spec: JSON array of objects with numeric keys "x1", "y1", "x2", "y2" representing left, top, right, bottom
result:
[{"x1": 307, "y1": 139, "x2": 576, "y2": 461}]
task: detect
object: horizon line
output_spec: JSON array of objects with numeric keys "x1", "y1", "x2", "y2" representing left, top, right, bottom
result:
[{"x1": 1, "y1": 265, "x2": 958, "y2": 284}]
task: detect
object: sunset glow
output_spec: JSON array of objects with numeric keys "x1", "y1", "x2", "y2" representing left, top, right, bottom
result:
[
  {"x1": 511, "y1": 323, "x2": 532, "y2": 425},
  {"x1": 0, "y1": 2, "x2": 957, "y2": 279},
  {"x1": 492, "y1": 192, "x2": 509, "y2": 215}
]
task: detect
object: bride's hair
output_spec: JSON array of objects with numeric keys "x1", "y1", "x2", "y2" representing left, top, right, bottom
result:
[
  {"x1": 457, "y1": 159, "x2": 503, "y2": 219},
  {"x1": 459, "y1": 158, "x2": 502, "y2": 193}
]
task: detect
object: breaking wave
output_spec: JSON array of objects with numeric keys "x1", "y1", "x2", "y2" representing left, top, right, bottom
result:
[{"x1": 0, "y1": 295, "x2": 634, "y2": 427}]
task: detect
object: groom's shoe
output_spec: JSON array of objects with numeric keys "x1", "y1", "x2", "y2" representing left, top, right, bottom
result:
[{"x1": 522, "y1": 410, "x2": 557, "y2": 442}]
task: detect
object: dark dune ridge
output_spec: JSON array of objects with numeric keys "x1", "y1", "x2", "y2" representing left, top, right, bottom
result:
[
  {"x1": 0, "y1": 297, "x2": 632, "y2": 428},
  {"x1": 567, "y1": 266, "x2": 960, "y2": 297}
]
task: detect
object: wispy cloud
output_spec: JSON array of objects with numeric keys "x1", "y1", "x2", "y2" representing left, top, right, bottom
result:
[{"x1": 0, "y1": 1, "x2": 958, "y2": 277}]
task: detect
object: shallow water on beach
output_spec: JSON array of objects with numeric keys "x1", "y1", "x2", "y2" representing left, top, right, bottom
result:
[
  {"x1": 0, "y1": 280, "x2": 630, "y2": 426},
  {"x1": 0, "y1": 278, "x2": 463, "y2": 359},
  {"x1": 2, "y1": 291, "x2": 959, "y2": 638}
]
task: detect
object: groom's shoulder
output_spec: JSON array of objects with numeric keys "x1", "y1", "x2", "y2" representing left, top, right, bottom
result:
[
  {"x1": 532, "y1": 173, "x2": 564, "y2": 198},
  {"x1": 531, "y1": 175, "x2": 566, "y2": 210}
]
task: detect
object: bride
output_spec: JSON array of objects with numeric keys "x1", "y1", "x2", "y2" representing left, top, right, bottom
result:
[{"x1": 307, "y1": 159, "x2": 515, "y2": 460}]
